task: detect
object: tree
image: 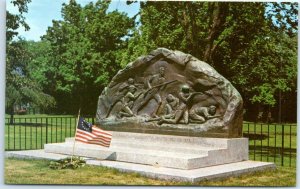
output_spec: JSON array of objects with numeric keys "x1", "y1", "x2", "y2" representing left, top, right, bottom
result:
[
  {"x1": 25, "y1": 40, "x2": 56, "y2": 93},
  {"x1": 266, "y1": 2, "x2": 298, "y2": 37},
  {"x1": 121, "y1": 1, "x2": 298, "y2": 122},
  {"x1": 6, "y1": 1, "x2": 55, "y2": 120},
  {"x1": 6, "y1": 39, "x2": 55, "y2": 121},
  {"x1": 230, "y1": 31, "x2": 297, "y2": 117},
  {"x1": 6, "y1": 0, "x2": 31, "y2": 41},
  {"x1": 42, "y1": 0, "x2": 134, "y2": 114}
]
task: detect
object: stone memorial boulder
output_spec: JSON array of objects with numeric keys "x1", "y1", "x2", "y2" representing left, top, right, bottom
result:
[
  {"x1": 96, "y1": 48, "x2": 243, "y2": 137},
  {"x1": 41, "y1": 50, "x2": 274, "y2": 183}
]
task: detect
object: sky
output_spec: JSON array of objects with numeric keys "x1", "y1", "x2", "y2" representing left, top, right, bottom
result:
[{"x1": 6, "y1": 0, "x2": 140, "y2": 41}]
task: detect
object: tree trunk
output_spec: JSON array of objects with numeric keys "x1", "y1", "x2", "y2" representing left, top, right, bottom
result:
[
  {"x1": 188, "y1": 2, "x2": 200, "y2": 58},
  {"x1": 203, "y1": 2, "x2": 229, "y2": 64}
]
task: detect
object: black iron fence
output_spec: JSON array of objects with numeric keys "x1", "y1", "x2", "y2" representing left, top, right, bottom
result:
[
  {"x1": 4, "y1": 116, "x2": 296, "y2": 167},
  {"x1": 4, "y1": 116, "x2": 94, "y2": 151},
  {"x1": 243, "y1": 122, "x2": 296, "y2": 167}
]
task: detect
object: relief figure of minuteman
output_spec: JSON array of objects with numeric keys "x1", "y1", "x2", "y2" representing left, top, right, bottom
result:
[{"x1": 133, "y1": 67, "x2": 166, "y2": 118}]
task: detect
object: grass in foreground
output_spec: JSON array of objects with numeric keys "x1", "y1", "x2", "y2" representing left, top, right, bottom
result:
[{"x1": 5, "y1": 158, "x2": 296, "y2": 186}]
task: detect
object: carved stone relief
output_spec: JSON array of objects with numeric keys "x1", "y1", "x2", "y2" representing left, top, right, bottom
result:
[{"x1": 96, "y1": 48, "x2": 243, "y2": 137}]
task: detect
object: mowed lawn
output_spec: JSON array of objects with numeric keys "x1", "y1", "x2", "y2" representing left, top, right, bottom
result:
[{"x1": 4, "y1": 158, "x2": 296, "y2": 186}]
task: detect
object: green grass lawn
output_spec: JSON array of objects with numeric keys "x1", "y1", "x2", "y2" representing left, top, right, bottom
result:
[{"x1": 4, "y1": 157, "x2": 296, "y2": 186}]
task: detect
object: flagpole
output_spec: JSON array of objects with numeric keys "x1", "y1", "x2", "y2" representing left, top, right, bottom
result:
[{"x1": 71, "y1": 108, "x2": 81, "y2": 162}]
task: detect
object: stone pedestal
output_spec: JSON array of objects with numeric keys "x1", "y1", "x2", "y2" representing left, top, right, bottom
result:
[
  {"x1": 6, "y1": 131, "x2": 275, "y2": 182},
  {"x1": 45, "y1": 131, "x2": 248, "y2": 170}
]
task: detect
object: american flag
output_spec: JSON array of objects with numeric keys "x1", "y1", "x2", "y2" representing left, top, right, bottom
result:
[{"x1": 75, "y1": 117, "x2": 112, "y2": 147}]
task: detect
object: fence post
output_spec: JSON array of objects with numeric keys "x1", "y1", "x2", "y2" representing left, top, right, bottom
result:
[
  {"x1": 254, "y1": 123, "x2": 256, "y2": 160},
  {"x1": 274, "y1": 125, "x2": 277, "y2": 163},
  {"x1": 46, "y1": 118, "x2": 48, "y2": 144},
  {"x1": 281, "y1": 124, "x2": 284, "y2": 166},
  {"x1": 267, "y1": 124, "x2": 270, "y2": 162},
  {"x1": 13, "y1": 118, "x2": 16, "y2": 150},
  {"x1": 25, "y1": 118, "x2": 27, "y2": 150},
  {"x1": 7, "y1": 119, "x2": 10, "y2": 150}
]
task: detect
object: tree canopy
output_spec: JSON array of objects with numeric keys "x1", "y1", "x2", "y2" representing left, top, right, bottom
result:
[
  {"x1": 6, "y1": 39, "x2": 56, "y2": 115},
  {"x1": 6, "y1": 0, "x2": 31, "y2": 41},
  {"x1": 6, "y1": 0, "x2": 55, "y2": 117},
  {"x1": 41, "y1": 0, "x2": 134, "y2": 114},
  {"x1": 119, "y1": 1, "x2": 297, "y2": 121},
  {"x1": 121, "y1": 1, "x2": 297, "y2": 111},
  {"x1": 6, "y1": 1, "x2": 298, "y2": 122}
]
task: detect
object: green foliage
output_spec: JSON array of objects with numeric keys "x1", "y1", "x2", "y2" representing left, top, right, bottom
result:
[
  {"x1": 6, "y1": 0, "x2": 55, "y2": 115},
  {"x1": 42, "y1": 0, "x2": 134, "y2": 114},
  {"x1": 121, "y1": 1, "x2": 297, "y2": 109},
  {"x1": 6, "y1": 39, "x2": 56, "y2": 114},
  {"x1": 231, "y1": 32, "x2": 297, "y2": 106},
  {"x1": 49, "y1": 156, "x2": 86, "y2": 170},
  {"x1": 122, "y1": 2, "x2": 268, "y2": 63},
  {"x1": 24, "y1": 40, "x2": 59, "y2": 112},
  {"x1": 25, "y1": 41, "x2": 54, "y2": 87},
  {"x1": 6, "y1": 0, "x2": 31, "y2": 41},
  {"x1": 7, "y1": 1, "x2": 297, "y2": 118},
  {"x1": 266, "y1": 2, "x2": 298, "y2": 37}
]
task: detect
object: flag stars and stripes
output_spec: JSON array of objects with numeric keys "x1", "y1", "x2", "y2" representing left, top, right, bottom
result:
[{"x1": 75, "y1": 117, "x2": 112, "y2": 147}]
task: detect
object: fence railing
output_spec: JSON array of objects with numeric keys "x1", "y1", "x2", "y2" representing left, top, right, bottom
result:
[
  {"x1": 4, "y1": 116, "x2": 296, "y2": 167},
  {"x1": 243, "y1": 122, "x2": 296, "y2": 167},
  {"x1": 5, "y1": 116, "x2": 94, "y2": 151}
]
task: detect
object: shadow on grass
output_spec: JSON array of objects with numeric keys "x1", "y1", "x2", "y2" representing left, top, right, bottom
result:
[
  {"x1": 249, "y1": 145, "x2": 297, "y2": 154},
  {"x1": 243, "y1": 133, "x2": 268, "y2": 140},
  {"x1": 6, "y1": 123, "x2": 55, "y2": 127}
]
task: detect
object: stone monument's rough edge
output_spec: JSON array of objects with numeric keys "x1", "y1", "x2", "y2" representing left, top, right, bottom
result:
[{"x1": 96, "y1": 48, "x2": 243, "y2": 137}]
